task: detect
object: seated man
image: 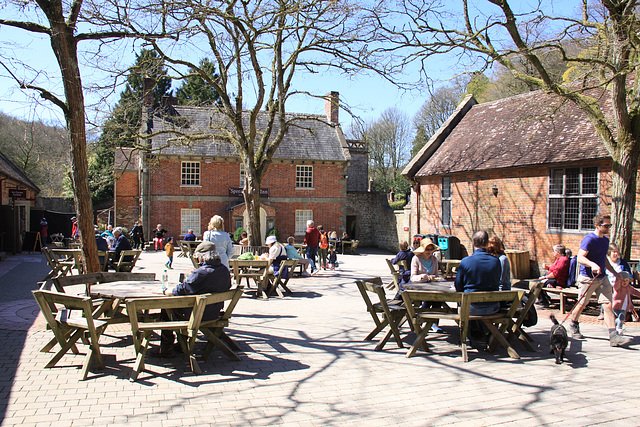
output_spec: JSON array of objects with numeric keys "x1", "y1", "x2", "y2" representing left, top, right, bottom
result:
[
  {"x1": 454, "y1": 230, "x2": 501, "y2": 315},
  {"x1": 95, "y1": 233, "x2": 109, "y2": 271},
  {"x1": 537, "y1": 244, "x2": 571, "y2": 306},
  {"x1": 285, "y1": 236, "x2": 311, "y2": 277},
  {"x1": 110, "y1": 227, "x2": 133, "y2": 267},
  {"x1": 152, "y1": 241, "x2": 232, "y2": 357},
  {"x1": 184, "y1": 229, "x2": 197, "y2": 242},
  {"x1": 391, "y1": 240, "x2": 414, "y2": 284}
]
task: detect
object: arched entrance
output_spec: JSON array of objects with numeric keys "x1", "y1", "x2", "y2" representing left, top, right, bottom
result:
[{"x1": 242, "y1": 207, "x2": 267, "y2": 245}]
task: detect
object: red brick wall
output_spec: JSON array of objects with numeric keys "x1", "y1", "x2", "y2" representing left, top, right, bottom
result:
[
  {"x1": 411, "y1": 160, "x2": 640, "y2": 270},
  {"x1": 117, "y1": 157, "x2": 347, "y2": 241},
  {"x1": 115, "y1": 170, "x2": 140, "y2": 229}
]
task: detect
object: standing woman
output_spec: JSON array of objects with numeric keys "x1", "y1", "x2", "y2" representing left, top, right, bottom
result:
[
  {"x1": 202, "y1": 215, "x2": 234, "y2": 269},
  {"x1": 153, "y1": 224, "x2": 167, "y2": 251},
  {"x1": 410, "y1": 239, "x2": 440, "y2": 282},
  {"x1": 487, "y1": 236, "x2": 511, "y2": 291}
]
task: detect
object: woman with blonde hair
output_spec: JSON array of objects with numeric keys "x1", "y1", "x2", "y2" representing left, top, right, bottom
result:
[{"x1": 202, "y1": 215, "x2": 234, "y2": 268}]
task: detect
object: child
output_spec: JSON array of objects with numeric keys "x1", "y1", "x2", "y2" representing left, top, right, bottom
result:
[
  {"x1": 328, "y1": 244, "x2": 338, "y2": 270},
  {"x1": 164, "y1": 237, "x2": 175, "y2": 269},
  {"x1": 612, "y1": 271, "x2": 640, "y2": 335}
]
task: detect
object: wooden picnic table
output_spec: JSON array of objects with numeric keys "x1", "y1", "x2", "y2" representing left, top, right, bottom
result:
[
  {"x1": 229, "y1": 259, "x2": 272, "y2": 298},
  {"x1": 90, "y1": 280, "x2": 166, "y2": 323},
  {"x1": 440, "y1": 259, "x2": 461, "y2": 276}
]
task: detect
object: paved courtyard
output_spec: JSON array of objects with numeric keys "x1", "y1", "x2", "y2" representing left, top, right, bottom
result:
[{"x1": 1, "y1": 249, "x2": 639, "y2": 426}]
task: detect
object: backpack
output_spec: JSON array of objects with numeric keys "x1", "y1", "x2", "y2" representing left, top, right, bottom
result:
[
  {"x1": 319, "y1": 232, "x2": 328, "y2": 249},
  {"x1": 567, "y1": 256, "x2": 578, "y2": 288}
]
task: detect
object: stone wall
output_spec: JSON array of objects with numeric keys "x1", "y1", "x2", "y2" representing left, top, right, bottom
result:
[{"x1": 346, "y1": 191, "x2": 409, "y2": 253}]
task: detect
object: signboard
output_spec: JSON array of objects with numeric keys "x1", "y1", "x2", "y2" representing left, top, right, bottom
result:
[
  {"x1": 228, "y1": 187, "x2": 269, "y2": 198},
  {"x1": 9, "y1": 189, "x2": 27, "y2": 199}
]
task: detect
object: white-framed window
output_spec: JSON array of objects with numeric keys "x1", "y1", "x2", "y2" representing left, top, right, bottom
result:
[
  {"x1": 181, "y1": 161, "x2": 200, "y2": 186},
  {"x1": 296, "y1": 165, "x2": 313, "y2": 188},
  {"x1": 240, "y1": 163, "x2": 246, "y2": 188},
  {"x1": 295, "y1": 210, "x2": 313, "y2": 234},
  {"x1": 441, "y1": 176, "x2": 452, "y2": 228},
  {"x1": 181, "y1": 208, "x2": 201, "y2": 235},
  {"x1": 548, "y1": 166, "x2": 598, "y2": 231}
]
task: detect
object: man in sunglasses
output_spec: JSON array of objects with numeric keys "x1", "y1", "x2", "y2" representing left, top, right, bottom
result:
[{"x1": 569, "y1": 213, "x2": 632, "y2": 347}]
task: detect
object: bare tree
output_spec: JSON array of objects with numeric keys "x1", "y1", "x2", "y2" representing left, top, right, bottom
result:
[
  {"x1": 124, "y1": 0, "x2": 386, "y2": 245},
  {"x1": 353, "y1": 107, "x2": 412, "y2": 192},
  {"x1": 0, "y1": 0, "x2": 147, "y2": 271},
  {"x1": 380, "y1": 0, "x2": 640, "y2": 258}
]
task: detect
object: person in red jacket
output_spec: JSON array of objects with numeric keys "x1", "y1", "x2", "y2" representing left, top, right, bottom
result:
[
  {"x1": 304, "y1": 220, "x2": 320, "y2": 274},
  {"x1": 537, "y1": 244, "x2": 571, "y2": 306}
]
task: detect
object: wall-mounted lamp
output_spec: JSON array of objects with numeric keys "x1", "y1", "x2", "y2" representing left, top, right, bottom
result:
[{"x1": 492, "y1": 184, "x2": 498, "y2": 197}]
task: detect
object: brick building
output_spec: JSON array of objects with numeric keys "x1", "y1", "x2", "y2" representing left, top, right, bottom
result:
[
  {"x1": 403, "y1": 91, "x2": 640, "y2": 272},
  {"x1": 0, "y1": 150, "x2": 40, "y2": 252},
  {"x1": 115, "y1": 93, "x2": 356, "y2": 244}
]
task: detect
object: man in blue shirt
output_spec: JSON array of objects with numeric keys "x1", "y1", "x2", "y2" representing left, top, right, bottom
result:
[
  {"x1": 569, "y1": 213, "x2": 631, "y2": 347},
  {"x1": 455, "y1": 230, "x2": 501, "y2": 315}
]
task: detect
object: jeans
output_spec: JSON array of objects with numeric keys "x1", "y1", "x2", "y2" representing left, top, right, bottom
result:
[
  {"x1": 306, "y1": 246, "x2": 319, "y2": 271},
  {"x1": 613, "y1": 309, "x2": 626, "y2": 331}
]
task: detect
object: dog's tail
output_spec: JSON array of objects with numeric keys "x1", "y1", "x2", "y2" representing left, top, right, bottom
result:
[{"x1": 549, "y1": 314, "x2": 559, "y2": 325}]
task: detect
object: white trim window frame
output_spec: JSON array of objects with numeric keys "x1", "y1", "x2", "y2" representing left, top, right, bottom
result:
[
  {"x1": 181, "y1": 161, "x2": 201, "y2": 187},
  {"x1": 296, "y1": 165, "x2": 313, "y2": 189},
  {"x1": 295, "y1": 210, "x2": 313, "y2": 235},
  {"x1": 441, "y1": 176, "x2": 452, "y2": 228},
  {"x1": 181, "y1": 208, "x2": 201, "y2": 236},
  {"x1": 547, "y1": 166, "x2": 599, "y2": 232}
]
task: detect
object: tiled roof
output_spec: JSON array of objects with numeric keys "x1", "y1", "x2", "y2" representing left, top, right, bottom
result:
[
  {"x1": 150, "y1": 106, "x2": 349, "y2": 162},
  {"x1": 0, "y1": 150, "x2": 39, "y2": 191},
  {"x1": 413, "y1": 89, "x2": 611, "y2": 177},
  {"x1": 114, "y1": 148, "x2": 140, "y2": 171}
]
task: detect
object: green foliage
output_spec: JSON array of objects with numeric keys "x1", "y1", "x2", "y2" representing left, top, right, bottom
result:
[
  {"x1": 465, "y1": 71, "x2": 490, "y2": 102},
  {"x1": 90, "y1": 49, "x2": 172, "y2": 205},
  {"x1": 176, "y1": 58, "x2": 220, "y2": 106},
  {"x1": 266, "y1": 227, "x2": 280, "y2": 242},
  {"x1": 233, "y1": 227, "x2": 246, "y2": 242},
  {"x1": 389, "y1": 200, "x2": 407, "y2": 210},
  {"x1": 372, "y1": 174, "x2": 411, "y2": 196}
]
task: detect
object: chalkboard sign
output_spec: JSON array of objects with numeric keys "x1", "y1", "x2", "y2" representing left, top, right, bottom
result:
[{"x1": 22, "y1": 231, "x2": 42, "y2": 253}]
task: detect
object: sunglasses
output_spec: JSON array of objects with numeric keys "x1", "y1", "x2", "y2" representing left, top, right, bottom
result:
[{"x1": 600, "y1": 223, "x2": 612, "y2": 228}]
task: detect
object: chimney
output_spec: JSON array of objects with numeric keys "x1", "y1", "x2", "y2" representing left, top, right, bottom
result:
[
  {"x1": 325, "y1": 91, "x2": 339, "y2": 124},
  {"x1": 143, "y1": 77, "x2": 154, "y2": 109}
]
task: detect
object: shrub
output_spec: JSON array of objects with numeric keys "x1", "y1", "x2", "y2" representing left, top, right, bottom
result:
[
  {"x1": 233, "y1": 227, "x2": 246, "y2": 242},
  {"x1": 389, "y1": 200, "x2": 407, "y2": 210},
  {"x1": 266, "y1": 227, "x2": 280, "y2": 242}
]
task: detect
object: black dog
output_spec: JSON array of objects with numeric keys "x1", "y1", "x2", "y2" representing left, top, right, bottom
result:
[{"x1": 549, "y1": 314, "x2": 568, "y2": 364}]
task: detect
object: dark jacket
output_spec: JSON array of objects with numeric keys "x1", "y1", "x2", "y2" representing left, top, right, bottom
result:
[
  {"x1": 172, "y1": 259, "x2": 231, "y2": 320},
  {"x1": 455, "y1": 248, "x2": 501, "y2": 293},
  {"x1": 392, "y1": 249, "x2": 414, "y2": 284},
  {"x1": 184, "y1": 232, "x2": 197, "y2": 241},
  {"x1": 113, "y1": 234, "x2": 132, "y2": 261}
]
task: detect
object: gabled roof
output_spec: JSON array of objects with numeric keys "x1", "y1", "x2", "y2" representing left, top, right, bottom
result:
[
  {"x1": 405, "y1": 89, "x2": 611, "y2": 178},
  {"x1": 150, "y1": 106, "x2": 350, "y2": 162},
  {"x1": 0, "y1": 150, "x2": 39, "y2": 191}
]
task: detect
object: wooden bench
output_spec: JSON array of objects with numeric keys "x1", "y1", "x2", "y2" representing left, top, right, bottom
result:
[{"x1": 543, "y1": 287, "x2": 595, "y2": 314}]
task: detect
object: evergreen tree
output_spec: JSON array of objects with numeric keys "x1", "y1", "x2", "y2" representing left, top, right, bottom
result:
[
  {"x1": 90, "y1": 49, "x2": 172, "y2": 205},
  {"x1": 176, "y1": 58, "x2": 220, "y2": 106}
]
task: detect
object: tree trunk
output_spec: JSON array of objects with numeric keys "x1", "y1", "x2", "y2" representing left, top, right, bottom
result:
[
  {"x1": 243, "y1": 173, "x2": 263, "y2": 246},
  {"x1": 48, "y1": 13, "x2": 99, "y2": 273},
  {"x1": 610, "y1": 143, "x2": 639, "y2": 260}
]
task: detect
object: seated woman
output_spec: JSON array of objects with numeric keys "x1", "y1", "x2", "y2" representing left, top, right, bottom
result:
[
  {"x1": 410, "y1": 238, "x2": 443, "y2": 332},
  {"x1": 265, "y1": 235, "x2": 289, "y2": 279},
  {"x1": 537, "y1": 244, "x2": 570, "y2": 307},
  {"x1": 410, "y1": 238, "x2": 440, "y2": 283},
  {"x1": 487, "y1": 236, "x2": 511, "y2": 291}
]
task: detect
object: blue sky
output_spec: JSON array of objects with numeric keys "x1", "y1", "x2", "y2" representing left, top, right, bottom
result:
[{"x1": 0, "y1": 0, "x2": 579, "y2": 134}]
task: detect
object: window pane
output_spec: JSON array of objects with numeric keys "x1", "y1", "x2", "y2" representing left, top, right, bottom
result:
[
  {"x1": 564, "y1": 198, "x2": 579, "y2": 229},
  {"x1": 181, "y1": 209, "x2": 200, "y2": 235},
  {"x1": 295, "y1": 210, "x2": 313, "y2": 234},
  {"x1": 441, "y1": 176, "x2": 451, "y2": 198},
  {"x1": 581, "y1": 198, "x2": 597, "y2": 230},
  {"x1": 181, "y1": 162, "x2": 200, "y2": 186},
  {"x1": 441, "y1": 199, "x2": 451, "y2": 227},
  {"x1": 582, "y1": 167, "x2": 598, "y2": 194},
  {"x1": 548, "y1": 198, "x2": 563, "y2": 229},
  {"x1": 296, "y1": 165, "x2": 313, "y2": 188},
  {"x1": 549, "y1": 169, "x2": 563, "y2": 195},
  {"x1": 565, "y1": 168, "x2": 579, "y2": 195}
]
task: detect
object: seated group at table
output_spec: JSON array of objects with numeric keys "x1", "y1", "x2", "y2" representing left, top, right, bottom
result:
[{"x1": 95, "y1": 226, "x2": 133, "y2": 270}]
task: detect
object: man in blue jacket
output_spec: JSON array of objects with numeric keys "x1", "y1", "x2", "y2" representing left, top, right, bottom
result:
[
  {"x1": 152, "y1": 241, "x2": 232, "y2": 357},
  {"x1": 455, "y1": 230, "x2": 501, "y2": 315}
]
